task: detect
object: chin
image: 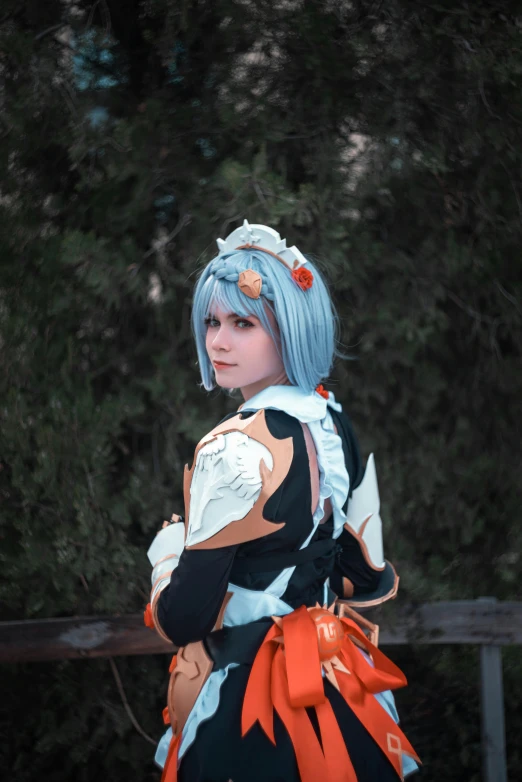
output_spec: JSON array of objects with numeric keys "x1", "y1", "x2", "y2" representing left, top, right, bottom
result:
[{"x1": 213, "y1": 374, "x2": 236, "y2": 389}]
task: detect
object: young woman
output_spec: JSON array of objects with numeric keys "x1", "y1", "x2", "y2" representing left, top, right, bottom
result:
[{"x1": 145, "y1": 221, "x2": 420, "y2": 782}]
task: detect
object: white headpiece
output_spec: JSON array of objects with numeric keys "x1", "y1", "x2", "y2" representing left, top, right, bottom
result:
[{"x1": 216, "y1": 219, "x2": 308, "y2": 270}]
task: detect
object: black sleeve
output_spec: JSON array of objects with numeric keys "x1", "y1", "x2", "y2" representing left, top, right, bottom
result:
[
  {"x1": 156, "y1": 544, "x2": 238, "y2": 647},
  {"x1": 327, "y1": 408, "x2": 382, "y2": 598}
]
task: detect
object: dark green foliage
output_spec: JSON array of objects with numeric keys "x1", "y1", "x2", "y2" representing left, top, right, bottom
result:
[{"x1": 1, "y1": 1, "x2": 521, "y2": 779}]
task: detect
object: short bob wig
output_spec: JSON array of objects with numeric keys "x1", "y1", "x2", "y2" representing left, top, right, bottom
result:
[{"x1": 192, "y1": 247, "x2": 340, "y2": 392}]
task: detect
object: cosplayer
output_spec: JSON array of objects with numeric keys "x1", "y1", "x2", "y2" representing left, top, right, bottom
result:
[{"x1": 144, "y1": 221, "x2": 420, "y2": 781}]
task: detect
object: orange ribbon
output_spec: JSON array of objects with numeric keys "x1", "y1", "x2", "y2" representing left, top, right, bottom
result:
[
  {"x1": 242, "y1": 607, "x2": 420, "y2": 782},
  {"x1": 160, "y1": 732, "x2": 181, "y2": 782},
  {"x1": 143, "y1": 603, "x2": 155, "y2": 629},
  {"x1": 283, "y1": 607, "x2": 325, "y2": 707}
]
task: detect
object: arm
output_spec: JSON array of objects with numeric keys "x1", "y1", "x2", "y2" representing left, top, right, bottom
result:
[
  {"x1": 150, "y1": 416, "x2": 282, "y2": 645},
  {"x1": 145, "y1": 514, "x2": 186, "y2": 643},
  {"x1": 157, "y1": 544, "x2": 238, "y2": 647},
  {"x1": 146, "y1": 514, "x2": 238, "y2": 647}
]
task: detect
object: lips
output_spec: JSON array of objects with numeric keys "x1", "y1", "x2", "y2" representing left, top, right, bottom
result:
[{"x1": 213, "y1": 360, "x2": 236, "y2": 369}]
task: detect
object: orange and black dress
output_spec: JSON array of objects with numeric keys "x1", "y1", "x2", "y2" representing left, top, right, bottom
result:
[{"x1": 147, "y1": 385, "x2": 420, "y2": 782}]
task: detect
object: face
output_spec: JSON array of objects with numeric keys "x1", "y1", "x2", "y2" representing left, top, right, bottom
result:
[{"x1": 205, "y1": 303, "x2": 288, "y2": 400}]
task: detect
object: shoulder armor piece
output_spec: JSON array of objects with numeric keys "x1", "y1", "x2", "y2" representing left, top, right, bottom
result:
[
  {"x1": 344, "y1": 453, "x2": 385, "y2": 570},
  {"x1": 184, "y1": 410, "x2": 293, "y2": 549}
]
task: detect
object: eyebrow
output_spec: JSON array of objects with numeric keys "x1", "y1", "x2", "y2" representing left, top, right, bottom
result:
[{"x1": 208, "y1": 312, "x2": 257, "y2": 321}]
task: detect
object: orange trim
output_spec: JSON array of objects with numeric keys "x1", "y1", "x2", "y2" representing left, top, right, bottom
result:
[
  {"x1": 184, "y1": 410, "x2": 292, "y2": 549},
  {"x1": 154, "y1": 553, "x2": 179, "y2": 568},
  {"x1": 167, "y1": 641, "x2": 213, "y2": 737},
  {"x1": 235, "y1": 244, "x2": 314, "y2": 289},
  {"x1": 339, "y1": 562, "x2": 400, "y2": 609},
  {"x1": 236, "y1": 243, "x2": 291, "y2": 268},
  {"x1": 150, "y1": 588, "x2": 175, "y2": 645},
  {"x1": 151, "y1": 570, "x2": 173, "y2": 595},
  {"x1": 337, "y1": 603, "x2": 379, "y2": 647},
  {"x1": 342, "y1": 519, "x2": 386, "y2": 572},
  {"x1": 300, "y1": 422, "x2": 320, "y2": 515},
  {"x1": 212, "y1": 590, "x2": 233, "y2": 631},
  {"x1": 342, "y1": 577, "x2": 355, "y2": 599}
]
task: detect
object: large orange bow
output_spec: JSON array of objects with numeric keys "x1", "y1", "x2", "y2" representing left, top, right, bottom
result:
[{"x1": 242, "y1": 606, "x2": 420, "y2": 782}]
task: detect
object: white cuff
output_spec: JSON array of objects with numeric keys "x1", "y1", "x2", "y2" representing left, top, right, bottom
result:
[
  {"x1": 151, "y1": 576, "x2": 171, "y2": 604},
  {"x1": 147, "y1": 521, "x2": 185, "y2": 566},
  {"x1": 151, "y1": 555, "x2": 179, "y2": 586}
]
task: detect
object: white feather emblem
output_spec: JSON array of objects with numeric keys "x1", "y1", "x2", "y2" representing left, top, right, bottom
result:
[{"x1": 186, "y1": 431, "x2": 274, "y2": 546}]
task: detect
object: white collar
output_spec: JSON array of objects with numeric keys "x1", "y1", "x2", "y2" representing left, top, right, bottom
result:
[{"x1": 239, "y1": 384, "x2": 341, "y2": 423}]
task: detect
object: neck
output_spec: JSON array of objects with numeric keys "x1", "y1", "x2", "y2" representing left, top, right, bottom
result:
[{"x1": 240, "y1": 370, "x2": 291, "y2": 402}]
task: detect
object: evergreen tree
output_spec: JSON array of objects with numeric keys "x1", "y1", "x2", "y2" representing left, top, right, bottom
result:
[{"x1": 1, "y1": 2, "x2": 521, "y2": 779}]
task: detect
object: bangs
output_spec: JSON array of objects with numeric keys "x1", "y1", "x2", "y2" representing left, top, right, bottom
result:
[{"x1": 205, "y1": 275, "x2": 263, "y2": 321}]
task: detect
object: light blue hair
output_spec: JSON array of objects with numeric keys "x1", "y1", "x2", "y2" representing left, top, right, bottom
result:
[{"x1": 191, "y1": 246, "x2": 341, "y2": 391}]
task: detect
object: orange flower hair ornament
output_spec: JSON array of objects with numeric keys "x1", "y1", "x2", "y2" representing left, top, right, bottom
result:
[
  {"x1": 315, "y1": 384, "x2": 329, "y2": 399},
  {"x1": 216, "y1": 220, "x2": 314, "y2": 298},
  {"x1": 291, "y1": 265, "x2": 314, "y2": 290}
]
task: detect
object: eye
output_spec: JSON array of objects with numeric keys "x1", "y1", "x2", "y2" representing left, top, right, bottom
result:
[
  {"x1": 235, "y1": 318, "x2": 254, "y2": 329},
  {"x1": 204, "y1": 317, "x2": 219, "y2": 327}
]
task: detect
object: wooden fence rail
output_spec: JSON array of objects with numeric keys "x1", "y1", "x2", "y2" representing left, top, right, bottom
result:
[
  {"x1": 1, "y1": 600, "x2": 521, "y2": 663},
  {"x1": 1, "y1": 599, "x2": 519, "y2": 782}
]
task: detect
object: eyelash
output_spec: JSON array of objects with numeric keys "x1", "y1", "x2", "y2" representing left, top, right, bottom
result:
[{"x1": 204, "y1": 317, "x2": 254, "y2": 329}]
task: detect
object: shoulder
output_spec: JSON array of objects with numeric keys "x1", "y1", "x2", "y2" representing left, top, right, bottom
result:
[
  {"x1": 220, "y1": 408, "x2": 307, "y2": 454},
  {"x1": 237, "y1": 407, "x2": 304, "y2": 437},
  {"x1": 183, "y1": 408, "x2": 295, "y2": 548}
]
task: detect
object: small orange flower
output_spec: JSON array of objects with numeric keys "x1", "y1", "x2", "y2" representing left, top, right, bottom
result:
[
  {"x1": 143, "y1": 603, "x2": 155, "y2": 629},
  {"x1": 315, "y1": 384, "x2": 329, "y2": 399},
  {"x1": 291, "y1": 266, "x2": 314, "y2": 290}
]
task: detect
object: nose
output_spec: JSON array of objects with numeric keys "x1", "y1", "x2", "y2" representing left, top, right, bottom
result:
[{"x1": 211, "y1": 324, "x2": 231, "y2": 352}]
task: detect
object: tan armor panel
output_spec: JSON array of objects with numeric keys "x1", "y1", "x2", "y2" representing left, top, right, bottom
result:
[{"x1": 184, "y1": 409, "x2": 293, "y2": 549}]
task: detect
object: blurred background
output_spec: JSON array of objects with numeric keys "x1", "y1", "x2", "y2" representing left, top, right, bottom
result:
[{"x1": 1, "y1": 1, "x2": 521, "y2": 780}]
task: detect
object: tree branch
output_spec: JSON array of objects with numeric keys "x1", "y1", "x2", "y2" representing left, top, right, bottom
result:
[{"x1": 108, "y1": 657, "x2": 157, "y2": 746}]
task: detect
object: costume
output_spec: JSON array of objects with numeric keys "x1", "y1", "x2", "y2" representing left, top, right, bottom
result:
[
  {"x1": 144, "y1": 223, "x2": 419, "y2": 782},
  {"x1": 146, "y1": 386, "x2": 419, "y2": 782}
]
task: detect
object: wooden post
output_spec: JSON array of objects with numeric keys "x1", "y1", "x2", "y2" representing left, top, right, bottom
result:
[{"x1": 478, "y1": 598, "x2": 508, "y2": 782}]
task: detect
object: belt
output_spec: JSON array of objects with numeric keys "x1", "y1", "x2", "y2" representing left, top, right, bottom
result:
[
  {"x1": 204, "y1": 618, "x2": 273, "y2": 669},
  {"x1": 231, "y1": 537, "x2": 340, "y2": 576}
]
